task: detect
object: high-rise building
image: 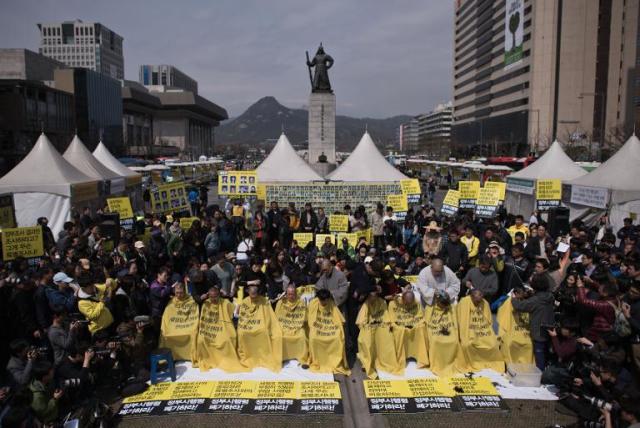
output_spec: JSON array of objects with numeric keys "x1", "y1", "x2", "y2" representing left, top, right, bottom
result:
[
  {"x1": 37, "y1": 20, "x2": 124, "y2": 79},
  {"x1": 417, "y1": 102, "x2": 453, "y2": 158},
  {"x1": 139, "y1": 65, "x2": 198, "y2": 94},
  {"x1": 399, "y1": 118, "x2": 420, "y2": 153},
  {"x1": 452, "y1": 0, "x2": 639, "y2": 159}
]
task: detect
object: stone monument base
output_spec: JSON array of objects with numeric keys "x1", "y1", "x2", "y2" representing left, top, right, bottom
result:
[{"x1": 308, "y1": 92, "x2": 336, "y2": 167}]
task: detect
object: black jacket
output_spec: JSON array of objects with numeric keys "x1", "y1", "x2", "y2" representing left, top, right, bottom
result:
[
  {"x1": 511, "y1": 290, "x2": 555, "y2": 342},
  {"x1": 439, "y1": 241, "x2": 468, "y2": 272},
  {"x1": 299, "y1": 211, "x2": 318, "y2": 232}
]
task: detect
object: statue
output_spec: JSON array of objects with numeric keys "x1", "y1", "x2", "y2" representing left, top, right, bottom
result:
[{"x1": 306, "y1": 43, "x2": 334, "y2": 93}]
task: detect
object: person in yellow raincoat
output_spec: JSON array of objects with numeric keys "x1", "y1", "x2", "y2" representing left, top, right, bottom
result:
[
  {"x1": 307, "y1": 289, "x2": 350, "y2": 375},
  {"x1": 275, "y1": 285, "x2": 309, "y2": 364},
  {"x1": 497, "y1": 295, "x2": 534, "y2": 364},
  {"x1": 236, "y1": 285, "x2": 283, "y2": 372},
  {"x1": 424, "y1": 290, "x2": 467, "y2": 376},
  {"x1": 159, "y1": 282, "x2": 199, "y2": 361},
  {"x1": 388, "y1": 290, "x2": 429, "y2": 369},
  {"x1": 356, "y1": 290, "x2": 403, "y2": 378},
  {"x1": 195, "y1": 284, "x2": 246, "y2": 372},
  {"x1": 457, "y1": 290, "x2": 505, "y2": 373}
]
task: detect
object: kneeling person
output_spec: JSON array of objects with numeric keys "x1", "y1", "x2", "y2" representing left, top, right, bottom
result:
[
  {"x1": 307, "y1": 289, "x2": 350, "y2": 375},
  {"x1": 275, "y1": 285, "x2": 309, "y2": 365},
  {"x1": 388, "y1": 290, "x2": 428, "y2": 368}
]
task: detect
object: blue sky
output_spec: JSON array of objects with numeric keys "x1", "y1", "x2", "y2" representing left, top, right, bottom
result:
[{"x1": 0, "y1": 0, "x2": 454, "y2": 118}]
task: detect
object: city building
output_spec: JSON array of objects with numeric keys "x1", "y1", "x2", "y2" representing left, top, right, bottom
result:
[
  {"x1": 54, "y1": 68, "x2": 123, "y2": 154},
  {"x1": 417, "y1": 102, "x2": 453, "y2": 158},
  {"x1": 121, "y1": 80, "x2": 163, "y2": 156},
  {"x1": 398, "y1": 118, "x2": 420, "y2": 154},
  {"x1": 452, "y1": 0, "x2": 639, "y2": 159},
  {"x1": 139, "y1": 65, "x2": 198, "y2": 94},
  {"x1": 0, "y1": 49, "x2": 74, "y2": 173},
  {"x1": 37, "y1": 20, "x2": 124, "y2": 79}
]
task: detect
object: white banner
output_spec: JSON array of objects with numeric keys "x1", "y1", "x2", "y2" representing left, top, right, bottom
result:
[
  {"x1": 570, "y1": 185, "x2": 609, "y2": 209},
  {"x1": 506, "y1": 177, "x2": 534, "y2": 195},
  {"x1": 504, "y1": 0, "x2": 524, "y2": 69}
]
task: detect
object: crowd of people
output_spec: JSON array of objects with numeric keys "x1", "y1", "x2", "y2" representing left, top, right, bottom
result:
[{"x1": 0, "y1": 190, "x2": 639, "y2": 427}]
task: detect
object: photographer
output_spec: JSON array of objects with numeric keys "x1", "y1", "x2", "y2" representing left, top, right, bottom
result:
[
  {"x1": 28, "y1": 360, "x2": 63, "y2": 425},
  {"x1": 76, "y1": 271, "x2": 114, "y2": 335},
  {"x1": 47, "y1": 306, "x2": 83, "y2": 366},
  {"x1": 55, "y1": 346, "x2": 94, "y2": 405},
  {"x1": 6, "y1": 340, "x2": 37, "y2": 387}
]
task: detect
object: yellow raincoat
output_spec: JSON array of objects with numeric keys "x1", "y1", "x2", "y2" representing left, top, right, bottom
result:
[
  {"x1": 159, "y1": 295, "x2": 199, "y2": 361},
  {"x1": 425, "y1": 304, "x2": 467, "y2": 376},
  {"x1": 457, "y1": 296, "x2": 505, "y2": 373},
  {"x1": 497, "y1": 297, "x2": 534, "y2": 364},
  {"x1": 237, "y1": 296, "x2": 283, "y2": 372},
  {"x1": 356, "y1": 297, "x2": 403, "y2": 378},
  {"x1": 195, "y1": 297, "x2": 246, "y2": 372},
  {"x1": 275, "y1": 297, "x2": 309, "y2": 364},
  {"x1": 388, "y1": 298, "x2": 429, "y2": 368},
  {"x1": 307, "y1": 298, "x2": 350, "y2": 375}
]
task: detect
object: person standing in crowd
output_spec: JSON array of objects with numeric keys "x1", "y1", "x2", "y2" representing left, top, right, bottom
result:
[
  {"x1": 439, "y1": 228, "x2": 468, "y2": 277},
  {"x1": 316, "y1": 260, "x2": 349, "y2": 312},
  {"x1": 525, "y1": 223, "x2": 552, "y2": 261},
  {"x1": 461, "y1": 225, "x2": 480, "y2": 267},
  {"x1": 371, "y1": 203, "x2": 385, "y2": 250}
]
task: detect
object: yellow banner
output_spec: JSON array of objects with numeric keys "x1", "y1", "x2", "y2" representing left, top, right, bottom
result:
[
  {"x1": 315, "y1": 233, "x2": 335, "y2": 248},
  {"x1": 400, "y1": 179, "x2": 421, "y2": 195},
  {"x1": 255, "y1": 381, "x2": 299, "y2": 399},
  {"x1": 107, "y1": 197, "x2": 133, "y2": 219},
  {"x1": 336, "y1": 232, "x2": 358, "y2": 248},
  {"x1": 363, "y1": 380, "x2": 412, "y2": 398},
  {"x1": 483, "y1": 181, "x2": 506, "y2": 200},
  {"x1": 151, "y1": 182, "x2": 189, "y2": 214},
  {"x1": 122, "y1": 382, "x2": 177, "y2": 403},
  {"x1": 459, "y1": 181, "x2": 480, "y2": 200},
  {"x1": 171, "y1": 381, "x2": 215, "y2": 399},
  {"x1": 218, "y1": 171, "x2": 258, "y2": 196},
  {"x1": 1, "y1": 226, "x2": 44, "y2": 261},
  {"x1": 406, "y1": 378, "x2": 455, "y2": 397},
  {"x1": 386, "y1": 194, "x2": 408, "y2": 212},
  {"x1": 442, "y1": 190, "x2": 460, "y2": 208},
  {"x1": 293, "y1": 232, "x2": 314, "y2": 248},
  {"x1": 180, "y1": 217, "x2": 199, "y2": 229},
  {"x1": 356, "y1": 228, "x2": 372, "y2": 245},
  {"x1": 476, "y1": 187, "x2": 501, "y2": 207},
  {"x1": 403, "y1": 275, "x2": 418, "y2": 285},
  {"x1": 329, "y1": 215, "x2": 349, "y2": 232},
  {"x1": 210, "y1": 380, "x2": 258, "y2": 398},
  {"x1": 256, "y1": 184, "x2": 267, "y2": 201},
  {"x1": 299, "y1": 381, "x2": 342, "y2": 399},
  {"x1": 446, "y1": 377, "x2": 499, "y2": 396},
  {"x1": 536, "y1": 179, "x2": 562, "y2": 200}
]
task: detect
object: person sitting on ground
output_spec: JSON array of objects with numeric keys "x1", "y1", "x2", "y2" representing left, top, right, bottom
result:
[
  {"x1": 424, "y1": 291, "x2": 466, "y2": 376},
  {"x1": 275, "y1": 285, "x2": 309, "y2": 365},
  {"x1": 159, "y1": 281, "x2": 199, "y2": 361},
  {"x1": 415, "y1": 258, "x2": 460, "y2": 306},
  {"x1": 388, "y1": 290, "x2": 429, "y2": 368},
  {"x1": 307, "y1": 289, "x2": 350, "y2": 375}
]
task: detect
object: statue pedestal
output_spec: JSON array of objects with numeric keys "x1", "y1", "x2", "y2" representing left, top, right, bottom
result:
[{"x1": 308, "y1": 92, "x2": 336, "y2": 175}]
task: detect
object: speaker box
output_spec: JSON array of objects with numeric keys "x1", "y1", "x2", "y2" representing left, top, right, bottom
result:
[
  {"x1": 99, "y1": 212, "x2": 121, "y2": 245},
  {"x1": 548, "y1": 207, "x2": 570, "y2": 238}
]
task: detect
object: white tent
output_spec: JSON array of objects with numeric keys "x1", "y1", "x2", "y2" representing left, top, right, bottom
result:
[
  {"x1": 0, "y1": 133, "x2": 98, "y2": 236},
  {"x1": 504, "y1": 140, "x2": 587, "y2": 215},
  {"x1": 256, "y1": 133, "x2": 323, "y2": 182},
  {"x1": 93, "y1": 141, "x2": 142, "y2": 186},
  {"x1": 63, "y1": 135, "x2": 125, "y2": 194},
  {"x1": 567, "y1": 134, "x2": 640, "y2": 233},
  {"x1": 327, "y1": 132, "x2": 407, "y2": 181}
]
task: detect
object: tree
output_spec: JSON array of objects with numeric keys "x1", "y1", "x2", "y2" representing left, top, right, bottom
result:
[{"x1": 509, "y1": 12, "x2": 520, "y2": 50}]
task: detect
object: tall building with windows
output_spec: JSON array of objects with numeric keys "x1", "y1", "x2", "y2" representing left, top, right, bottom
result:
[
  {"x1": 37, "y1": 20, "x2": 124, "y2": 79},
  {"x1": 418, "y1": 102, "x2": 453, "y2": 158},
  {"x1": 139, "y1": 65, "x2": 198, "y2": 94},
  {"x1": 399, "y1": 118, "x2": 420, "y2": 154},
  {"x1": 452, "y1": 0, "x2": 639, "y2": 158}
]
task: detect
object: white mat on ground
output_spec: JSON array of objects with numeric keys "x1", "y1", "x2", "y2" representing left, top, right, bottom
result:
[
  {"x1": 377, "y1": 362, "x2": 557, "y2": 401},
  {"x1": 173, "y1": 360, "x2": 333, "y2": 382}
]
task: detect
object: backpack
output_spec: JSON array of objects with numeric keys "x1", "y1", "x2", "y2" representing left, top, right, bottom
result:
[{"x1": 607, "y1": 301, "x2": 633, "y2": 338}]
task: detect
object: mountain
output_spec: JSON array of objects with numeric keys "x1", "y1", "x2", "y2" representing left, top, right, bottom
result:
[{"x1": 217, "y1": 96, "x2": 411, "y2": 150}]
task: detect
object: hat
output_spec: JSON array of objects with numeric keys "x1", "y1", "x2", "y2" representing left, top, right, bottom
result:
[
  {"x1": 384, "y1": 245, "x2": 395, "y2": 253},
  {"x1": 488, "y1": 241, "x2": 502, "y2": 249},
  {"x1": 364, "y1": 256, "x2": 373, "y2": 264},
  {"x1": 425, "y1": 221, "x2": 442, "y2": 232},
  {"x1": 53, "y1": 272, "x2": 73, "y2": 284},
  {"x1": 225, "y1": 252, "x2": 236, "y2": 261},
  {"x1": 134, "y1": 241, "x2": 145, "y2": 249}
]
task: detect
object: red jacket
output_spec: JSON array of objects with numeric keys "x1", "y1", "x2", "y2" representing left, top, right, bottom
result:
[{"x1": 576, "y1": 287, "x2": 615, "y2": 341}]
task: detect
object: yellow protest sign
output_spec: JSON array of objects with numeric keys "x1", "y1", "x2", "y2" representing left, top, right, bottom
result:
[
  {"x1": 179, "y1": 217, "x2": 199, "y2": 229},
  {"x1": 336, "y1": 232, "x2": 358, "y2": 248},
  {"x1": 293, "y1": 233, "x2": 314, "y2": 248},
  {"x1": 363, "y1": 380, "x2": 412, "y2": 398},
  {"x1": 446, "y1": 377, "x2": 499, "y2": 396},
  {"x1": 107, "y1": 197, "x2": 133, "y2": 219},
  {"x1": 299, "y1": 382, "x2": 342, "y2": 399},
  {"x1": 406, "y1": 378, "x2": 455, "y2": 397},
  {"x1": 122, "y1": 382, "x2": 176, "y2": 403},
  {"x1": 356, "y1": 228, "x2": 372, "y2": 244},
  {"x1": 151, "y1": 182, "x2": 189, "y2": 214},
  {"x1": 400, "y1": 179, "x2": 421, "y2": 195},
  {"x1": 1, "y1": 226, "x2": 44, "y2": 261},
  {"x1": 386, "y1": 194, "x2": 408, "y2": 212},
  {"x1": 0, "y1": 195, "x2": 16, "y2": 229},
  {"x1": 256, "y1": 184, "x2": 267, "y2": 201},
  {"x1": 536, "y1": 179, "x2": 562, "y2": 200},
  {"x1": 218, "y1": 171, "x2": 258, "y2": 196},
  {"x1": 403, "y1": 275, "x2": 419, "y2": 285},
  {"x1": 210, "y1": 380, "x2": 258, "y2": 399},
  {"x1": 315, "y1": 233, "x2": 335, "y2": 248},
  {"x1": 171, "y1": 382, "x2": 215, "y2": 399},
  {"x1": 459, "y1": 181, "x2": 480, "y2": 200},
  {"x1": 442, "y1": 190, "x2": 460, "y2": 208},
  {"x1": 476, "y1": 187, "x2": 501, "y2": 207},
  {"x1": 255, "y1": 381, "x2": 299, "y2": 399},
  {"x1": 484, "y1": 181, "x2": 506, "y2": 200},
  {"x1": 329, "y1": 214, "x2": 349, "y2": 232}
]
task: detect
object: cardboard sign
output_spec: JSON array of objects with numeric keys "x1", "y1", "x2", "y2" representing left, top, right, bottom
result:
[
  {"x1": 536, "y1": 179, "x2": 562, "y2": 211},
  {"x1": 1, "y1": 226, "x2": 44, "y2": 261},
  {"x1": 458, "y1": 181, "x2": 480, "y2": 209},
  {"x1": 475, "y1": 187, "x2": 502, "y2": 218},
  {"x1": 441, "y1": 190, "x2": 460, "y2": 217},
  {"x1": 400, "y1": 179, "x2": 421, "y2": 204},
  {"x1": 315, "y1": 233, "x2": 335, "y2": 248},
  {"x1": 329, "y1": 215, "x2": 349, "y2": 232},
  {"x1": 256, "y1": 184, "x2": 267, "y2": 201},
  {"x1": 387, "y1": 194, "x2": 409, "y2": 213},
  {"x1": 483, "y1": 181, "x2": 506, "y2": 201},
  {"x1": 107, "y1": 197, "x2": 134, "y2": 219},
  {"x1": 293, "y1": 233, "x2": 314, "y2": 249},
  {"x1": 218, "y1": 171, "x2": 258, "y2": 196},
  {"x1": 151, "y1": 182, "x2": 189, "y2": 214}
]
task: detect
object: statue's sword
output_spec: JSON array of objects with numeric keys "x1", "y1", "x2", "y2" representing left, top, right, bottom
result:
[{"x1": 305, "y1": 51, "x2": 313, "y2": 89}]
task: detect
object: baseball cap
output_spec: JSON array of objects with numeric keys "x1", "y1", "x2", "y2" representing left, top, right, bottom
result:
[
  {"x1": 53, "y1": 272, "x2": 73, "y2": 283},
  {"x1": 134, "y1": 241, "x2": 145, "y2": 249},
  {"x1": 364, "y1": 256, "x2": 373, "y2": 264}
]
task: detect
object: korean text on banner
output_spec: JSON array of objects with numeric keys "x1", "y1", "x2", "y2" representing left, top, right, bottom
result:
[
  {"x1": 107, "y1": 197, "x2": 133, "y2": 219},
  {"x1": 329, "y1": 215, "x2": 349, "y2": 232},
  {"x1": 218, "y1": 171, "x2": 258, "y2": 196},
  {"x1": 459, "y1": 181, "x2": 480, "y2": 200},
  {"x1": 1, "y1": 226, "x2": 44, "y2": 261},
  {"x1": 483, "y1": 181, "x2": 506, "y2": 201},
  {"x1": 180, "y1": 217, "x2": 199, "y2": 229},
  {"x1": 293, "y1": 233, "x2": 314, "y2": 248},
  {"x1": 536, "y1": 179, "x2": 562, "y2": 200},
  {"x1": 442, "y1": 190, "x2": 460, "y2": 208},
  {"x1": 386, "y1": 194, "x2": 408, "y2": 212},
  {"x1": 400, "y1": 179, "x2": 421, "y2": 195}
]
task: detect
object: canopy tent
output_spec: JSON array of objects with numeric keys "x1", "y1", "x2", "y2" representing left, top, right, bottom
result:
[
  {"x1": 0, "y1": 133, "x2": 98, "y2": 236},
  {"x1": 566, "y1": 134, "x2": 640, "y2": 234},
  {"x1": 93, "y1": 141, "x2": 142, "y2": 187},
  {"x1": 504, "y1": 140, "x2": 587, "y2": 216},
  {"x1": 256, "y1": 133, "x2": 323, "y2": 182},
  {"x1": 327, "y1": 132, "x2": 407, "y2": 181},
  {"x1": 63, "y1": 135, "x2": 125, "y2": 194}
]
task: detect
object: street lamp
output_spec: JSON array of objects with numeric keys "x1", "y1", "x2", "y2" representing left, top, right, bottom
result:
[{"x1": 579, "y1": 92, "x2": 606, "y2": 160}]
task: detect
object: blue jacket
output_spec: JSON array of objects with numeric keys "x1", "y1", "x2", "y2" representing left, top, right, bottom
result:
[{"x1": 44, "y1": 285, "x2": 77, "y2": 312}]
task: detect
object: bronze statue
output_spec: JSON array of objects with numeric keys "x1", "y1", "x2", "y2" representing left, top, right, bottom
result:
[{"x1": 306, "y1": 43, "x2": 334, "y2": 93}]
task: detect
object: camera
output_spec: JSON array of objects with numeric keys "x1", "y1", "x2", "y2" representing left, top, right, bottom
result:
[{"x1": 583, "y1": 395, "x2": 617, "y2": 412}]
